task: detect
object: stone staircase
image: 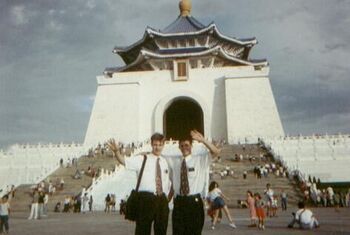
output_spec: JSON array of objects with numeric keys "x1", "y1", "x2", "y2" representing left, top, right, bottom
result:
[
  {"x1": 10, "y1": 144, "x2": 303, "y2": 211},
  {"x1": 211, "y1": 144, "x2": 303, "y2": 208},
  {"x1": 10, "y1": 153, "x2": 119, "y2": 212}
]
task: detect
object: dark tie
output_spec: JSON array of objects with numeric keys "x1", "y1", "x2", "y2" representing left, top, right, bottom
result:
[
  {"x1": 155, "y1": 158, "x2": 163, "y2": 196},
  {"x1": 180, "y1": 159, "x2": 190, "y2": 195}
]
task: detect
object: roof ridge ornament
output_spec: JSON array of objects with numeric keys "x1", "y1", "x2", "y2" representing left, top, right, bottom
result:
[{"x1": 179, "y1": 0, "x2": 192, "y2": 17}]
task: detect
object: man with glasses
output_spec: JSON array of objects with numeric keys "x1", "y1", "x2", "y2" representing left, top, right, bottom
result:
[{"x1": 165, "y1": 130, "x2": 220, "y2": 235}]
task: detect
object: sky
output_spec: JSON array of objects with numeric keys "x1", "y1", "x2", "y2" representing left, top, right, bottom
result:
[{"x1": 0, "y1": 0, "x2": 349, "y2": 149}]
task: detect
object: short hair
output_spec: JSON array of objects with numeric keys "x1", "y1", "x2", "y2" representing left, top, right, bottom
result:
[
  {"x1": 151, "y1": 133, "x2": 165, "y2": 143},
  {"x1": 179, "y1": 135, "x2": 193, "y2": 144},
  {"x1": 298, "y1": 201, "x2": 305, "y2": 209}
]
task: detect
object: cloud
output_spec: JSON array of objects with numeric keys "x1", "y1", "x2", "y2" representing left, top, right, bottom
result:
[
  {"x1": 11, "y1": 5, "x2": 28, "y2": 25},
  {"x1": 0, "y1": 0, "x2": 350, "y2": 148}
]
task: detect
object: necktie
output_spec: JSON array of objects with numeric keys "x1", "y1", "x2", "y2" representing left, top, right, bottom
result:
[
  {"x1": 155, "y1": 158, "x2": 163, "y2": 196},
  {"x1": 180, "y1": 159, "x2": 189, "y2": 195}
]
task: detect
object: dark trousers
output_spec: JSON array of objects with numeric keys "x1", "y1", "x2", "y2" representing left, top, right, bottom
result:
[
  {"x1": 135, "y1": 192, "x2": 169, "y2": 235},
  {"x1": 173, "y1": 194, "x2": 204, "y2": 235},
  {"x1": 281, "y1": 198, "x2": 287, "y2": 210},
  {"x1": 0, "y1": 215, "x2": 9, "y2": 233}
]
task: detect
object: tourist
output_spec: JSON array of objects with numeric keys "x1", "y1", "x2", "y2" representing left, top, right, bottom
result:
[
  {"x1": 89, "y1": 195, "x2": 93, "y2": 212},
  {"x1": 54, "y1": 202, "x2": 61, "y2": 212},
  {"x1": 264, "y1": 183, "x2": 274, "y2": 217},
  {"x1": 60, "y1": 178, "x2": 65, "y2": 190},
  {"x1": 81, "y1": 193, "x2": 89, "y2": 213},
  {"x1": 108, "y1": 133, "x2": 171, "y2": 235},
  {"x1": 10, "y1": 185, "x2": 15, "y2": 199},
  {"x1": 28, "y1": 190, "x2": 39, "y2": 220},
  {"x1": 38, "y1": 191, "x2": 45, "y2": 218},
  {"x1": 271, "y1": 196, "x2": 278, "y2": 217},
  {"x1": 254, "y1": 193, "x2": 266, "y2": 230},
  {"x1": 110, "y1": 194, "x2": 116, "y2": 212},
  {"x1": 246, "y1": 191, "x2": 257, "y2": 227},
  {"x1": 345, "y1": 189, "x2": 350, "y2": 207},
  {"x1": 281, "y1": 189, "x2": 288, "y2": 211},
  {"x1": 48, "y1": 181, "x2": 54, "y2": 195},
  {"x1": 0, "y1": 195, "x2": 10, "y2": 234},
  {"x1": 208, "y1": 181, "x2": 236, "y2": 230},
  {"x1": 243, "y1": 170, "x2": 247, "y2": 179},
  {"x1": 165, "y1": 131, "x2": 222, "y2": 235},
  {"x1": 105, "y1": 194, "x2": 111, "y2": 213},
  {"x1": 63, "y1": 196, "x2": 70, "y2": 213},
  {"x1": 43, "y1": 192, "x2": 49, "y2": 216},
  {"x1": 288, "y1": 201, "x2": 320, "y2": 229}
]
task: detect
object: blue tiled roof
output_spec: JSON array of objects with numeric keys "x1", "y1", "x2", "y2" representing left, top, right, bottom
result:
[{"x1": 162, "y1": 16, "x2": 205, "y2": 33}]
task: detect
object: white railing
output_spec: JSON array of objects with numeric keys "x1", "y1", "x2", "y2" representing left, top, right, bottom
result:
[
  {"x1": 263, "y1": 134, "x2": 350, "y2": 183},
  {"x1": 0, "y1": 142, "x2": 87, "y2": 194}
]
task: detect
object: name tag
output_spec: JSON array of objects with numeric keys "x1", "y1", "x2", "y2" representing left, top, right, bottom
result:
[{"x1": 188, "y1": 167, "x2": 195, "y2": 172}]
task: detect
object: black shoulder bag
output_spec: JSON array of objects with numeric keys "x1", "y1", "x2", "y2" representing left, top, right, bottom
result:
[{"x1": 125, "y1": 155, "x2": 147, "y2": 221}]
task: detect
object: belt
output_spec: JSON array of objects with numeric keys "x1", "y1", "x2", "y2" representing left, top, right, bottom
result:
[
  {"x1": 139, "y1": 191, "x2": 166, "y2": 197},
  {"x1": 175, "y1": 193, "x2": 201, "y2": 199}
]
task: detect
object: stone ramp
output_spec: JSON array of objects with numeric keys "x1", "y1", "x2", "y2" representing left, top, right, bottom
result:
[
  {"x1": 212, "y1": 144, "x2": 303, "y2": 208},
  {"x1": 10, "y1": 153, "x2": 119, "y2": 212}
]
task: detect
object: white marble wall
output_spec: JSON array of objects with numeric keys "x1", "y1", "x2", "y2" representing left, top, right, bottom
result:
[{"x1": 84, "y1": 65, "x2": 283, "y2": 147}]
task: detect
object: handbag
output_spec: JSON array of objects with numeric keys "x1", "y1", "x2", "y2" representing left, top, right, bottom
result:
[{"x1": 124, "y1": 155, "x2": 147, "y2": 221}]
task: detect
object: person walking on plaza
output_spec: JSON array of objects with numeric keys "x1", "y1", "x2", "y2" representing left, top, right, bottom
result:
[
  {"x1": 247, "y1": 190, "x2": 257, "y2": 227},
  {"x1": 0, "y1": 195, "x2": 11, "y2": 234},
  {"x1": 108, "y1": 133, "x2": 171, "y2": 235},
  {"x1": 165, "y1": 131, "x2": 223, "y2": 235},
  {"x1": 281, "y1": 189, "x2": 288, "y2": 211},
  {"x1": 254, "y1": 193, "x2": 266, "y2": 230},
  {"x1": 264, "y1": 183, "x2": 274, "y2": 217},
  {"x1": 208, "y1": 181, "x2": 237, "y2": 230}
]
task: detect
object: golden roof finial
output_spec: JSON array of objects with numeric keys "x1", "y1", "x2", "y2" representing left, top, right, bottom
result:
[{"x1": 179, "y1": 0, "x2": 192, "y2": 17}]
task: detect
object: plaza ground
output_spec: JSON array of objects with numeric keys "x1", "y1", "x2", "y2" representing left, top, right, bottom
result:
[{"x1": 7, "y1": 207, "x2": 350, "y2": 235}]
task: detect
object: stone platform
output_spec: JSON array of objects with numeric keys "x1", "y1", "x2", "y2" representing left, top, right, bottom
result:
[{"x1": 7, "y1": 207, "x2": 350, "y2": 235}]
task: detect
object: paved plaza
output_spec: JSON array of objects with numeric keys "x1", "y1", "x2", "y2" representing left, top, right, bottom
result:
[{"x1": 6, "y1": 207, "x2": 350, "y2": 235}]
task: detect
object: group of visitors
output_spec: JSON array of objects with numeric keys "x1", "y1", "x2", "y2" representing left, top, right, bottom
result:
[
  {"x1": 104, "y1": 194, "x2": 116, "y2": 213},
  {"x1": 253, "y1": 163, "x2": 288, "y2": 179},
  {"x1": 303, "y1": 182, "x2": 350, "y2": 208},
  {"x1": 28, "y1": 189, "x2": 48, "y2": 220}
]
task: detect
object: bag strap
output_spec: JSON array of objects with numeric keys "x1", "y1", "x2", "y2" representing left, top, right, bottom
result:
[{"x1": 135, "y1": 155, "x2": 147, "y2": 192}]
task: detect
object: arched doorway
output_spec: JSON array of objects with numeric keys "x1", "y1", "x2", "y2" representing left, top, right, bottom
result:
[{"x1": 163, "y1": 98, "x2": 204, "y2": 140}]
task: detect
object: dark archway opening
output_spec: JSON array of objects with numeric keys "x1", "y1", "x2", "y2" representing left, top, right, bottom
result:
[{"x1": 164, "y1": 98, "x2": 204, "y2": 140}]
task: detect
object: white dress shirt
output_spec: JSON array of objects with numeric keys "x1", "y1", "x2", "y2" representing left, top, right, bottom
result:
[
  {"x1": 164, "y1": 151, "x2": 210, "y2": 198},
  {"x1": 125, "y1": 153, "x2": 171, "y2": 195}
]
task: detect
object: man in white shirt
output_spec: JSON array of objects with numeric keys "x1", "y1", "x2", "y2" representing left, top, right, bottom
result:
[
  {"x1": 288, "y1": 201, "x2": 320, "y2": 229},
  {"x1": 108, "y1": 133, "x2": 171, "y2": 235},
  {"x1": 165, "y1": 130, "x2": 220, "y2": 235}
]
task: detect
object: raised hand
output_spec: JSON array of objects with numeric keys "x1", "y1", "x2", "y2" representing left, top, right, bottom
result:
[
  {"x1": 107, "y1": 138, "x2": 125, "y2": 165},
  {"x1": 190, "y1": 130, "x2": 205, "y2": 143},
  {"x1": 107, "y1": 138, "x2": 120, "y2": 153}
]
